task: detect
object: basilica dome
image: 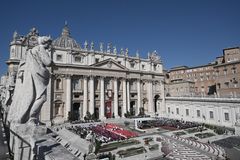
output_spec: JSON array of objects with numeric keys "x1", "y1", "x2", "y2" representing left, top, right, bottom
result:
[{"x1": 53, "y1": 24, "x2": 80, "y2": 50}]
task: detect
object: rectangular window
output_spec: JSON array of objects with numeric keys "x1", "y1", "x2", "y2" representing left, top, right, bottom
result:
[
  {"x1": 74, "y1": 56, "x2": 82, "y2": 63},
  {"x1": 210, "y1": 111, "x2": 214, "y2": 119},
  {"x1": 224, "y1": 113, "x2": 229, "y2": 121},
  {"x1": 176, "y1": 108, "x2": 179, "y2": 115},
  {"x1": 142, "y1": 64, "x2": 145, "y2": 70},
  {"x1": 197, "y1": 110, "x2": 200, "y2": 117},
  {"x1": 186, "y1": 109, "x2": 189, "y2": 116},
  {"x1": 168, "y1": 107, "x2": 170, "y2": 113}
]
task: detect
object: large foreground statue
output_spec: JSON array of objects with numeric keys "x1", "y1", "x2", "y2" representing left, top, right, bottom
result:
[{"x1": 8, "y1": 36, "x2": 52, "y2": 126}]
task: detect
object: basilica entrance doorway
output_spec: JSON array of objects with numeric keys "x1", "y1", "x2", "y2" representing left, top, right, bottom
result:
[
  {"x1": 72, "y1": 103, "x2": 80, "y2": 121},
  {"x1": 154, "y1": 95, "x2": 160, "y2": 113},
  {"x1": 94, "y1": 107, "x2": 99, "y2": 120},
  {"x1": 130, "y1": 101, "x2": 136, "y2": 116},
  {"x1": 105, "y1": 101, "x2": 112, "y2": 118}
]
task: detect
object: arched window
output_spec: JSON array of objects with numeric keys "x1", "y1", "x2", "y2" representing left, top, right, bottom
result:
[{"x1": 55, "y1": 103, "x2": 61, "y2": 116}]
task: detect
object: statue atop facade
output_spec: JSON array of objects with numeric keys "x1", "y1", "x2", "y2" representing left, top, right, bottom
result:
[
  {"x1": 90, "y1": 41, "x2": 94, "y2": 51},
  {"x1": 113, "y1": 46, "x2": 117, "y2": 55},
  {"x1": 125, "y1": 48, "x2": 129, "y2": 56},
  {"x1": 107, "y1": 43, "x2": 112, "y2": 53},
  {"x1": 84, "y1": 40, "x2": 88, "y2": 50},
  {"x1": 8, "y1": 36, "x2": 52, "y2": 126},
  {"x1": 136, "y1": 50, "x2": 139, "y2": 58},
  {"x1": 99, "y1": 42, "x2": 103, "y2": 52},
  {"x1": 13, "y1": 31, "x2": 18, "y2": 42},
  {"x1": 120, "y1": 48, "x2": 124, "y2": 55},
  {"x1": 149, "y1": 50, "x2": 161, "y2": 63}
]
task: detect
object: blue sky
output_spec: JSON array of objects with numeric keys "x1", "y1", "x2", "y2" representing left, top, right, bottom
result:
[{"x1": 0, "y1": 0, "x2": 240, "y2": 76}]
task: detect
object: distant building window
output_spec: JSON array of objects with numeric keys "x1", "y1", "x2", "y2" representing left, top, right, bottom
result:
[
  {"x1": 224, "y1": 113, "x2": 229, "y2": 121},
  {"x1": 186, "y1": 109, "x2": 189, "y2": 116},
  {"x1": 232, "y1": 67, "x2": 237, "y2": 74},
  {"x1": 209, "y1": 111, "x2": 214, "y2": 119},
  {"x1": 117, "y1": 61, "x2": 121, "y2": 64},
  {"x1": 197, "y1": 110, "x2": 200, "y2": 117},
  {"x1": 56, "y1": 54, "x2": 62, "y2": 61},
  {"x1": 142, "y1": 64, "x2": 145, "y2": 70},
  {"x1": 168, "y1": 107, "x2": 170, "y2": 113},
  {"x1": 223, "y1": 68, "x2": 227, "y2": 75},
  {"x1": 176, "y1": 108, "x2": 179, "y2": 115},
  {"x1": 224, "y1": 82, "x2": 229, "y2": 88},
  {"x1": 217, "y1": 83, "x2": 221, "y2": 89},
  {"x1": 74, "y1": 56, "x2": 82, "y2": 63}
]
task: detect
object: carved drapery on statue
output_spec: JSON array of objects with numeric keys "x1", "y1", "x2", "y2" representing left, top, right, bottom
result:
[{"x1": 8, "y1": 36, "x2": 52, "y2": 125}]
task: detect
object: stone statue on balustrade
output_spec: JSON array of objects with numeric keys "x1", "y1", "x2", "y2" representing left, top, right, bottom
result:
[
  {"x1": 8, "y1": 36, "x2": 53, "y2": 126},
  {"x1": 99, "y1": 42, "x2": 104, "y2": 52},
  {"x1": 90, "y1": 41, "x2": 94, "y2": 51}
]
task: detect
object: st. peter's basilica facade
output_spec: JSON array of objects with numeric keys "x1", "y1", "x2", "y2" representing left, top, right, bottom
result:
[{"x1": 3, "y1": 24, "x2": 165, "y2": 125}]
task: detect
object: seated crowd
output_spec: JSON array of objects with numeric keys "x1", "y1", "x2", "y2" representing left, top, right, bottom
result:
[
  {"x1": 138, "y1": 118, "x2": 200, "y2": 130},
  {"x1": 67, "y1": 123, "x2": 137, "y2": 143}
]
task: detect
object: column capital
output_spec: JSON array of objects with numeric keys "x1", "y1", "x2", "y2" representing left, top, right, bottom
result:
[
  {"x1": 113, "y1": 77, "x2": 118, "y2": 81},
  {"x1": 53, "y1": 74, "x2": 65, "y2": 79},
  {"x1": 89, "y1": 75, "x2": 95, "y2": 80},
  {"x1": 120, "y1": 77, "x2": 127, "y2": 81},
  {"x1": 65, "y1": 74, "x2": 72, "y2": 79},
  {"x1": 99, "y1": 76, "x2": 105, "y2": 80},
  {"x1": 136, "y1": 78, "x2": 141, "y2": 82},
  {"x1": 82, "y1": 75, "x2": 89, "y2": 80}
]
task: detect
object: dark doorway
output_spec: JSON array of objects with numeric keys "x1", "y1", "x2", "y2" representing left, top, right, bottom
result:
[
  {"x1": 118, "y1": 106, "x2": 122, "y2": 117},
  {"x1": 94, "y1": 107, "x2": 99, "y2": 120},
  {"x1": 72, "y1": 103, "x2": 80, "y2": 121},
  {"x1": 130, "y1": 101, "x2": 135, "y2": 116},
  {"x1": 154, "y1": 95, "x2": 160, "y2": 113}
]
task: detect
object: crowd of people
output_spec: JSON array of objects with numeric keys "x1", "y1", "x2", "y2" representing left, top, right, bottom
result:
[
  {"x1": 138, "y1": 118, "x2": 200, "y2": 130},
  {"x1": 67, "y1": 123, "x2": 137, "y2": 143},
  {"x1": 92, "y1": 123, "x2": 138, "y2": 142}
]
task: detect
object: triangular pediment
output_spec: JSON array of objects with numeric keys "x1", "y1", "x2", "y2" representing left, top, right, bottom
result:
[{"x1": 90, "y1": 58, "x2": 128, "y2": 71}]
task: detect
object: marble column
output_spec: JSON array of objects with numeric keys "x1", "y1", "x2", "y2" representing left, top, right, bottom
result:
[
  {"x1": 136, "y1": 79, "x2": 141, "y2": 115},
  {"x1": 122, "y1": 78, "x2": 127, "y2": 117},
  {"x1": 82, "y1": 76, "x2": 88, "y2": 119},
  {"x1": 89, "y1": 76, "x2": 94, "y2": 114},
  {"x1": 148, "y1": 80, "x2": 153, "y2": 114},
  {"x1": 65, "y1": 75, "x2": 72, "y2": 121},
  {"x1": 114, "y1": 78, "x2": 119, "y2": 118},
  {"x1": 100, "y1": 77, "x2": 105, "y2": 119},
  {"x1": 126, "y1": 80, "x2": 130, "y2": 112}
]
